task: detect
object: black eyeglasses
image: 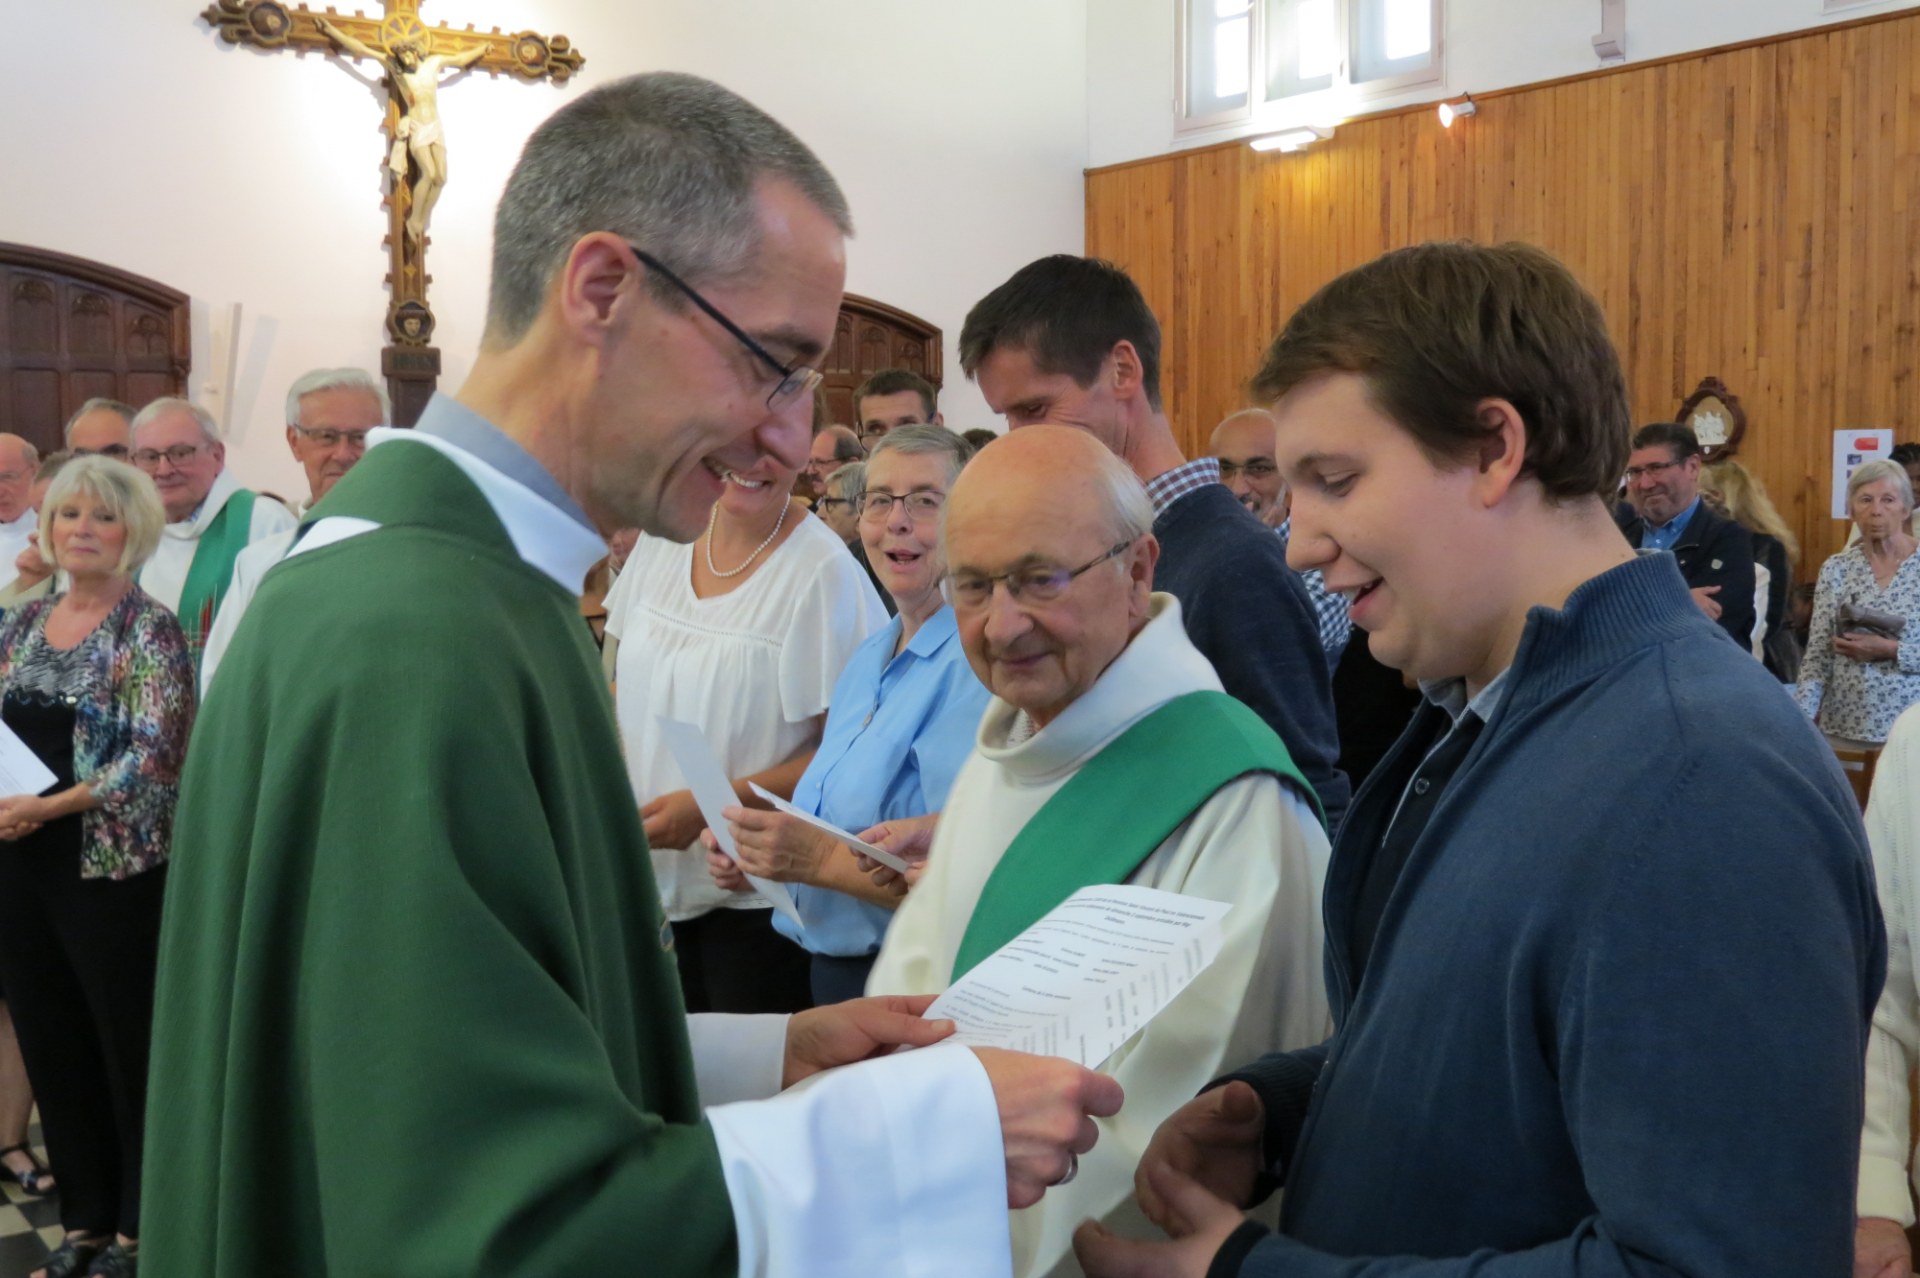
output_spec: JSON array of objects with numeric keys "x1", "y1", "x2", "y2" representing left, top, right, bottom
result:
[
  {"x1": 73, "y1": 445, "x2": 130, "y2": 461},
  {"x1": 1217, "y1": 458, "x2": 1277, "y2": 480},
  {"x1": 628, "y1": 246, "x2": 824, "y2": 409}
]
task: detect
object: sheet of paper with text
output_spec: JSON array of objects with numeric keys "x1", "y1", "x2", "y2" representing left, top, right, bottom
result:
[
  {"x1": 655, "y1": 716, "x2": 805, "y2": 927},
  {"x1": 925, "y1": 885, "x2": 1230, "y2": 1070},
  {"x1": 0, "y1": 719, "x2": 57, "y2": 797}
]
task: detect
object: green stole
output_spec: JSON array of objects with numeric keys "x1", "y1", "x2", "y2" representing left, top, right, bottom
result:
[
  {"x1": 169, "y1": 488, "x2": 255, "y2": 671},
  {"x1": 950, "y1": 689, "x2": 1321, "y2": 981}
]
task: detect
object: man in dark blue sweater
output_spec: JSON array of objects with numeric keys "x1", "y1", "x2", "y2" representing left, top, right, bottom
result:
[
  {"x1": 958, "y1": 256, "x2": 1349, "y2": 829},
  {"x1": 1074, "y1": 242, "x2": 1884, "y2": 1277}
]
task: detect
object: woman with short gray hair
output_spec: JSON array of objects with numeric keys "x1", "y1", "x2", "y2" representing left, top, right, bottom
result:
[
  {"x1": 0, "y1": 455, "x2": 195, "y2": 1277},
  {"x1": 1795, "y1": 458, "x2": 1920, "y2": 744}
]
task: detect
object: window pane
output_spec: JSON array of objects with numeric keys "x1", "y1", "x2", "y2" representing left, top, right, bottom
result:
[
  {"x1": 1264, "y1": 0, "x2": 1336, "y2": 101},
  {"x1": 1352, "y1": 0, "x2": 1436, "y2": 85},
  {"x1": 1216, "y1": 14, "x2": 1250, "y2": 98},
  {"x1": 1383, "y1": 0, "x2": 1430, "y2": 60},
  {"x1": 1186, "y1": 0, "x2": 1252, "y2": 117}
]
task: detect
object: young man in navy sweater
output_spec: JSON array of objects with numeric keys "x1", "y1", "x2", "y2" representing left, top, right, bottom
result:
[
  {"x1": 959, "y1": 256, "x2": 1349, "y2": 830},
  {"x1": 1075, "y1": 242, "x2": 1885, "y2": 1278}
]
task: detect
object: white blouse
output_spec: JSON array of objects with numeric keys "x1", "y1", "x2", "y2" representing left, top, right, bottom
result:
[{"x1": 607, "y1": 515, "x2": 887, "y2": 922}]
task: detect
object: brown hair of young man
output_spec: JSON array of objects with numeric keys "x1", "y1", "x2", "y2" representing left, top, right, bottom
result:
[
  {"x1": 852, "y1": 368, "x2": 938, "y2": 420},
  {"x1": 958, "y1": 255, "x2": 1165, "y2": 412},
  {"x1": 1250, "y1": 241, "x2": 1631, "y2": 503}
]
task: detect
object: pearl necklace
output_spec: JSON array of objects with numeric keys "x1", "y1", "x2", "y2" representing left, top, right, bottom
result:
[{"x1": 705, "y1": 495, "x2": 790, "y2": 578}]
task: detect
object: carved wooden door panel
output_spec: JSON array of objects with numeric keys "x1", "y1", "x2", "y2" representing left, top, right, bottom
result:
[
  {"x1": 0, "y1": 244, "x2": 190, "y2": 455},
  {"x1": 820, "y1": 294, "x2": 942, "y2": 425}
]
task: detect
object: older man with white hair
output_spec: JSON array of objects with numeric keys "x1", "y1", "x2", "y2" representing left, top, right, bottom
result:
[
  {"x1": 867, "y1": 424, "x2": 1330, "y2": 1278},
  {"x1": 130, "y1": 399, "x2": 296, "y2": 669},
  {"x1": 0, "y1": 434, "x2": 41, "y2": 572},
  {"x1": 199, "y1": 369, "x2": 387, "y2": 689}
]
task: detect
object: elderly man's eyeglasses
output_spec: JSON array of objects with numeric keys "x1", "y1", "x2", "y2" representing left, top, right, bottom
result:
[
  {"x1": 291, "y1": 425, "x2": 376, "y2": 450},
  {"x1": 628, "y1": 246, "x2": 824, "y2": 410},
  {"x1": 858, "y1": 491, "x2": 944, "y2": 523},
  {"x1": 1624, "y1": 459, "x2": 1685, "y2": 482},
  {"x1": 814, "y1": 496, "x2": 852, "y2": 513},
  {"x1": 1216, "y1": 458, "x2": 1277, "y2": 480},
  {"x1": 947, "y1": 541, "x2": 1133, "y2": 612},
  {"x1": 132, "y1": 443, "x2": 209, "y2": 470},
  {"x1": 72, "y1": 445, "x2": 130, "y2": 461}
]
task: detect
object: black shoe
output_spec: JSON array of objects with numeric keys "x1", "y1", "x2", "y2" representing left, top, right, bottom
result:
[
  {"x1": 0, "y1": 1142, "x2": 54, "y2": 1196},
  {"x1": 84, "y1": 1241, "x2": 137, "y2": 1278},
  {"x1": 33, "y1": 1236, "x2": 104, "y2": 1278}
]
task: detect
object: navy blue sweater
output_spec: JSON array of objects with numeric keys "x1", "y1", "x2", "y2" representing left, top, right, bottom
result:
[
  {"x1": 1154, "y1": 485, "x2": 1349, "y2": 828},
  {"x1": 1212, "y1": 552, "x2": 1884, "y2": 1277}
]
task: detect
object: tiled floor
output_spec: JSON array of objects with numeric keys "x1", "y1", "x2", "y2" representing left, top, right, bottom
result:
[{"x1": 0, "y1": 1117, "x2": 58, "y2": 1278}]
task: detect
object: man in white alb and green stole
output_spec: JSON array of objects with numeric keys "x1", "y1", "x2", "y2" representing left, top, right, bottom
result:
[
  {"x1": 129, "y1": 398, "x2": 296, "y2": 670},
  {"x1": 868, "y1": 426, "x2": 1334, "y2": 1278}
]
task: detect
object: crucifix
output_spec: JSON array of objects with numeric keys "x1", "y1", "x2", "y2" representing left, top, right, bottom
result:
[{"x1": 201, "y1": 0, "x2": 584, "y2": 425}]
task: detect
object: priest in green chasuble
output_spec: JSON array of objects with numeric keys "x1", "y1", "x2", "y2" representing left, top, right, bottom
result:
[
  {"x1": 129, "y1": 399, "x2": 296, "y2": 671},
  {"x1": 141, "y1": 73, "x2": 1120, "y2": 1278},
  {"x1": 866, "y1": 426, "x2": 1333, "y2": 1278}
]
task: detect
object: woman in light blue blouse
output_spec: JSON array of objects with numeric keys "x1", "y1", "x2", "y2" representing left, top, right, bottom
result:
[{"x1": 706, "y1": 425, "x2": 989, "y2": 1003}]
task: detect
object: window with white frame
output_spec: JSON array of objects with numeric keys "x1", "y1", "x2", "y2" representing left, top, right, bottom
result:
[{"x1": 1179, "y1": 0, "x2": 1442, "y2": 128}]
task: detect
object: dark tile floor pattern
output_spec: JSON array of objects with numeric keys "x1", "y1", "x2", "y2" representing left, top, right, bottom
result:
[{"x1": 0, "y1": 1116, "x2": 58, "y2": 1278}]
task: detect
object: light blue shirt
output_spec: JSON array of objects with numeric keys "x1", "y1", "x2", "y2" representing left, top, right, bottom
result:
[
  {"x1": 775, "y1": 606, "x2": 991, "y2": 957},
  {"x1": 1638, "y1": 495, "x2": 1701, "y2": 553}
]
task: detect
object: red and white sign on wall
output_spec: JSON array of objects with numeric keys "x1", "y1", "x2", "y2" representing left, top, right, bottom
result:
[{"x1": 1833, "y1": 428, "x2": 1896, "y2": 519}]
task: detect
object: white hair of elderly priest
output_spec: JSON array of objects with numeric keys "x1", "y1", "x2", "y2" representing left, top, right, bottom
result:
[
  {"x1": 130, "y1": 396, "x2": 220, "y2": 446},
  {"x1": 285, "y1": 367, "x2": 391, "y2": 428}
]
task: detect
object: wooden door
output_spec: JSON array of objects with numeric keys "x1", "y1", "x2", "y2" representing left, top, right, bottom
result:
[
  {"x1": 0, "y1": 243, "x2": 190, "y2": 455},
  {"x1": 821, "y1": 294, "x2": 942, "y2": 426}
]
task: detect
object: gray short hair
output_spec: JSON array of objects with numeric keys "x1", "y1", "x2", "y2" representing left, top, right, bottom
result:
[
  {"x1": 485, "y1": 72, "x2": 854, "y2": 345},
  {"x1": 285, "y1": 368, "x2": 390, "y2": 427},
  {"x1": 1849, "y1": 458, "x2": 1916, "y2": 512},
  {"x1": 63, "y1": 398, "x2": 135, "y2": 447},
  {"x1": 130, "y1": 397, "x2": 220, "y2": 445},
  {"x1": 869, "y1": 424, "x2": 972, "y2": 488},
  {"x1": 39, "y1": 455, "x2": 166, "y2": 575},
  {"x1": 824, "y1": 461, "x2": 865, "y2": 500},
  {"x1": 1089, "y1": 443, "x2": 1155, "y2": 546}
]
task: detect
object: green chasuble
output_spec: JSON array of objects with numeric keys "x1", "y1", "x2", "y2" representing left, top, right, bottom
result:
[
  {"x1": 951, "y1": 691, "x2": 1315, "y2": 981},
  {"x1": 142, "y1": 442, "x2": 737, "y2": 1276}
]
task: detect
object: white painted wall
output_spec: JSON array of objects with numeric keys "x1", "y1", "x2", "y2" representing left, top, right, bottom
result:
[
  {"x1": 0, "y1": 0, "x2": 1086, "y2": 499},
  {"x1": 1088, "y1": 0, "x2": 1920, "y2": 168}
]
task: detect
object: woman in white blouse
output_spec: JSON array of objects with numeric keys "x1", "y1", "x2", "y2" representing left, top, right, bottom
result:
[
  {"x1": 604, "y1": 449, "x2": 886, "y2": 1014},
  {"x1": 1795, "y1": 460, "x2": 1920, "y2": 746}
]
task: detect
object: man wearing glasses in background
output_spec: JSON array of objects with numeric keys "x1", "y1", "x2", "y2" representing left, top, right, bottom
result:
[
  {"x1": 1211, "y1": 408, "x2": 1349, "y2": 665},
  {"x1": 199, "y1": 367, "x2": 387, "y2": 690},
  {"x1": 64, "y1": 398, "x2": 135, "y2": 460},
  {"x1": 128, "y1": 397, "x2": 297, "y2": 672},
  {"x1": 1616, "y1": 420, "x2": 1757, "y2": 645}
]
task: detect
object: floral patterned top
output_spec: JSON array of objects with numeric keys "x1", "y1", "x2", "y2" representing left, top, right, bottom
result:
[
  {"x1": 0, "y1": 588, "x2": 196, "y2": 878},
  {"x1": 1793, "y1": 544, "x2": 1920, "y2": 744}
]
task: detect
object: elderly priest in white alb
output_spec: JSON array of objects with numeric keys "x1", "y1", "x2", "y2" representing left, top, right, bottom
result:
[
  {"x1": 868, "y1": 425, "x2": 1332, "y2": 1278},
  {"x1": 0, "y1": 434, "x2": 42, "y2": 571}
]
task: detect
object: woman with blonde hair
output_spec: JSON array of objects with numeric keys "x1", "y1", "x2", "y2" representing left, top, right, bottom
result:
[
  {"x1": 1701, "y1": 458, "x2": 1799, "y2": 679},
  {"x1": 0, "y1": 456, "x2": 195, "y2": 1278}
]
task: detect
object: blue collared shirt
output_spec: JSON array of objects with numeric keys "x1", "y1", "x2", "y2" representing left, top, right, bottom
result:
[
  {"x1": 775, "y1": 606, "x2": 991, "y2": 957},
  {"x1": 1638, "y1": 495, "x2": 1701, "y2": 553}
]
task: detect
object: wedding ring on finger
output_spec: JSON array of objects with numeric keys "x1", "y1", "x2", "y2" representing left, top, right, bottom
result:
[{"x1": 1054, "y1": 1153, "x2": 1078, "y2": 1186}]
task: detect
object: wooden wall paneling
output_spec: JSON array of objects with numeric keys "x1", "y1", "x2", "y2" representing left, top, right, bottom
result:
[{"x1": 1087, "y1": 8, "x2": 1920, "y2": 577}]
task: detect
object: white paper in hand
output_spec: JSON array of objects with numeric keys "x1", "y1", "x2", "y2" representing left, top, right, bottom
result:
[
  {"x1": 654, "y1": 717, "x2": 805, "y2": 927},
  {"x1": 746, "y1": 781, "x2": 911, "y2": 873},
  {"x1": 924, "y1": 884, "x2": 1231, "y2": 1070},
  {"x1": 0, "y1": 718, "x2": 57, "y2": 797}
]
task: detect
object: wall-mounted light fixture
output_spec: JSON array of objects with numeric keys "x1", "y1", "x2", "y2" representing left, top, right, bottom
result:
[
  {"x1": 1437, "y1": 94, "x2": 1477, "y2": 127},
  {"x1": 1249, "y1": 125, "x2": 1334, "y2": 153}
]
